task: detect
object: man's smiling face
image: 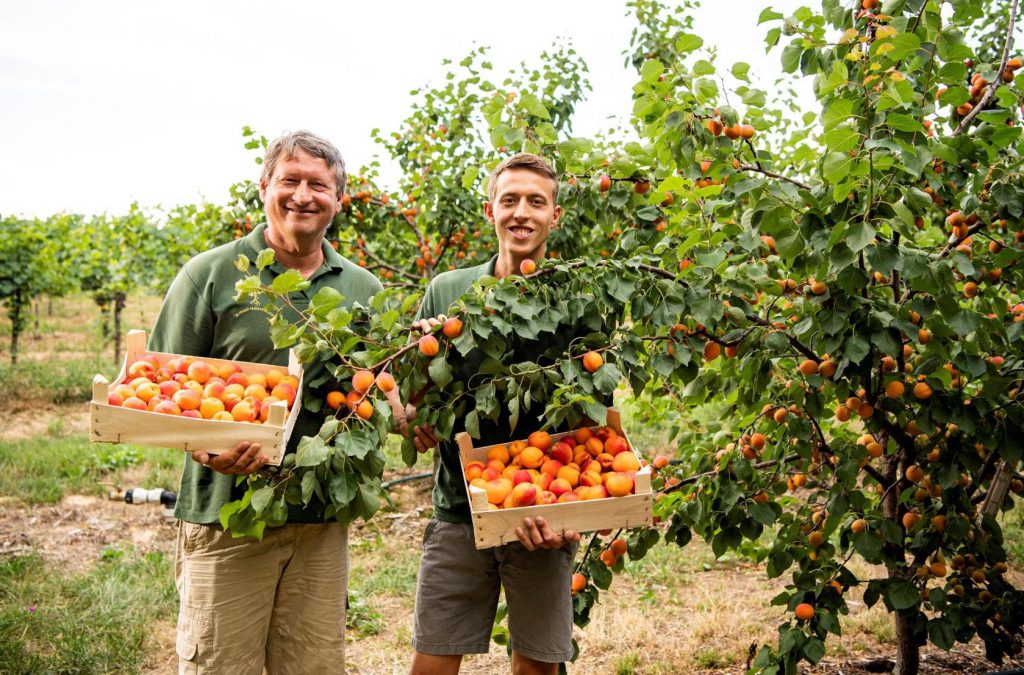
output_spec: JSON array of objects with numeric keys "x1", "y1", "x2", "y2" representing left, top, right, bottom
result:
[
  {"x1": 259, "y1": 148, "x2": 342, "y2": 245},
  {"x1": 485, "y1": 167, "x2": 561, "y2": 261}
]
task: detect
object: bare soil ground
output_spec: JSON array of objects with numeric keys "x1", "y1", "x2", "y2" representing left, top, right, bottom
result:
[{"x1": 4, "y1": 483, "x2": 1022, "y2": 674}]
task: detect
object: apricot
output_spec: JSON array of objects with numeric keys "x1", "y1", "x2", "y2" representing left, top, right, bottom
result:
[
  {"x1": 851, "y1": 518, "x2": 867, "y2": 533},
  {"x1": 605, "y1": 472, "x2": 634, "y2": 497},
  {"x1": 519, "y1": 446, "x2": 545, "y2": 469},
  {"x1": 487, "y1": 445, "x2": 511, "y2": 464},
  {"x1": 885, "y1": 380, "x2": 905, "y2": 398},
  {"x1": 442, "y1": 317, "x2": 463, "y2": 338},
  {"x1": 271, "y1": 383, "x2": 296, "y2": 407},
  {"x1": 418, "y1": 334, "x2": 440, "y2": 357},
  {"x1": 187, "y1": 360, "x2": 214, "y2": 384},
  {"x1": 599, "y1": 550, "x2": 617, "y2": 567},
  {"x1": 610, "y1": 538, "x2": 628, "y2": 557},
  {"x1": 123, "y1": 396, "x2": 147, "y2": 411},
  {"x1": 244, "y1": 384, "x2": 269, "y2": 401},
  {"x1": 356, "y1": 400, "x2": 373, "y2": 420},
  {"x1": 172, "y1": 389, "x2": 202, "y2": 411},
  {"x1": 704, "y1": 341, "x2": 721, "y2": 361},
  {"x1": 485, "y1": 479, "x2": 512, "y2": 505},
  {"x1": 585, "y1": 437, "x2": 604, "y2": 456},
  {"x1": 795, "y1": 603, "x2": 814, "y2": 621},
  {"x1": 913, "y1": 382, "x2": 933, "y2": 399},
  {"x1": 325, "y1": 390, "x2": 345, "y2": 410},
  {"x1": 611, "y1": 451, "x2": 640, "y2": 473},
  {"x1": 153, "y1": 400, "x2": 182, "y2": 416},
  {"x1": 540, "y1": 459, "x2": 564, "y2": 479},
  {"x1": 798, "y1": 359, "x2": 818, "y2": 376},
  {"x1": 528, "y1": 430, "x2": 551, "y2": 451},
  {"x1": 511, "y1": 482, "x2": 538, "y2": 507},
  {"x1": 519, "y1": 259, "x2": 537, "y2": 275},
  {"x1": 556, "y1": 466, "x2": 581, "y2": 487},
  {"x1": 549, "y1": 442, "x2": 573, "y2": 465},
  {"x1": 582, "y1": 351, "x2": 604, "y2": 373},
  {"x1": 352, "y1": 370, "x2": 375, "y2": 393},
  {"x1": 652, "y1": 454, "x2": 670, "y2": 469},
  {"x1": 376, "y1": 372, "x2": 396, "y2": 392},
  {"x1": 571, "y1": 572, "x2": 587, "y2": 594},
  {"x1": 598, "y1": 174, "x2": 611, "y2": 192}
]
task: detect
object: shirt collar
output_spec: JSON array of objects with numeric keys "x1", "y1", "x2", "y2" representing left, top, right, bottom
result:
[{"x1": 243, "y1": 222, "x2": 344, "y2": 275}]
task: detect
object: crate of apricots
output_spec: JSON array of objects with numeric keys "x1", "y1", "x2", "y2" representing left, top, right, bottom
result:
[
  {"x1": 456, "y1": 408, "x2": 653, "y2": 549},
  {"x1": 89, "y1": 329, "x2": 302, "y2": 466}
]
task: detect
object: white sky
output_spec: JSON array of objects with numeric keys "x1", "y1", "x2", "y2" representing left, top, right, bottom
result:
[{"x1": 0, "y1": 0, "x2": 810, "y2": 219}]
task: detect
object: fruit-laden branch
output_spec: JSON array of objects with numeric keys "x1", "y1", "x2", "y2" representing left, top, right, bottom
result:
[
  {"x1": 743, "y1": 314, "x2": 820, "y2": 361},
  {"x1": 736, "y1": 163, "x2": 812, "y2": 191},
  {"x1": 939, "y1": 220, "x2": 989, "y2": 257},
  {"x1": 355, "y1": 240, "x2": 423, "y2": 283},
  {"x1": 527, "y1": 258, "x2": 823, "y2": 363},
  {"x1": 660, "y1": 453, "x2": 801, "y2": 494},
  {"x1": 953, "y1": 0, "x2": 1019, "y2": 136}
]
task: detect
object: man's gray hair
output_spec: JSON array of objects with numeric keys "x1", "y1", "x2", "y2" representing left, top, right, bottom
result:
[{"x1": 261, "y1": 130, "x2": 347, "y2": 196}]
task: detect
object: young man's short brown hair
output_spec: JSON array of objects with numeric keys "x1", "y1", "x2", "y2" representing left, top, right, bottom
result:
[{"x1": 487, "y1": 153, "x2": 559, "y2": 202}]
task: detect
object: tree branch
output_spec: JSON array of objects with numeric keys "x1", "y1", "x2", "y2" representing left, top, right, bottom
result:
[
  {"x1": 737, "y1": 163, "x2": 812, "y2": 191},
  {"x1": 952, "y1": 0, "x2": 1019, "y2": 136}
]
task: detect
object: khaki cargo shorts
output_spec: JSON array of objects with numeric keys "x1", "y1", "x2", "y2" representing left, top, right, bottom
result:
[
  {"x1": 175, "y1": 520, "x2": 348, "y2": 674},
  {"x1": 412, "y1": 519, "x2": 577, "y2": 664}
]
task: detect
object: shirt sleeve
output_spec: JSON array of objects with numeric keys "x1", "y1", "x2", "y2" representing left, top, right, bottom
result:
[
  {"x1": 413, "y1": 283, "x2": 436, "y2": 323},
  {"x1": 148, "y1": 264, "x2": 215, "y2": 357}
]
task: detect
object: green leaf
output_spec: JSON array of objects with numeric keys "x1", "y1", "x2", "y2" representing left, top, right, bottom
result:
[
  {"x1": 250, "y1": 486, "x2": 274, "y2": 514},
  {"x1": 465, "y1": 409, "x2": 480, "y2": 439},
  {"x1": 928, "y1": 618, "x2": 955, "y2": 650},
  {"x1": 886, "y1": 113, "x2": 925, "y2": 133},
  {"x1": 591, "y1": 362, "x2": 622, "y2": 395},
  {"x1": 296, "y1": 435, "x2": 330, "y2": 467},
  {"x1": 675, "y1": 34, "x2": 704, "y2": 52},
  {"x1": 823, "y1": 151, "x2": 855, "y2": 183},
  {"x1": 518, "y1": 93, "x2": 550, "y2": 120},
  {"x1": 256, "y1": 248, "x2": 276, "y2": 269},
  {"x1": 731, "y1": 62, "x2": 750, "y2": 81},
  {"x1": 758, "y1": 7, "x2": 783, "y2": 23},
  {"x1": 781, "y1": 41, "x2": 803, "y2": 73},
  {"x1": 887, "y1": 580, "x2": 920, "y2": 610},
  {"x1": 428, "y1": 356, "x2": 453, "y2": 388},
  {"x1": 271, "y1": 269, "x2": 309, "y2": 294}
]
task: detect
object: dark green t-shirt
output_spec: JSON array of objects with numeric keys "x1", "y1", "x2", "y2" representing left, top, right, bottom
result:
[
  {"x1": 415, "y1": 258, "x2": 579, "y2": 524},
  {"x1": 149, "y1": 223, "x2": 383, "y2": 524}
]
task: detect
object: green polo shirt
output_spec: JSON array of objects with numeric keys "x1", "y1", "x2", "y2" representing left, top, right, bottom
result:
[
  {"x1": 416, "y1": 258, "x2": 579, "y2": 524},
  {"x1": 149, "y1": 222, "x2": 383, "y2": 524}
]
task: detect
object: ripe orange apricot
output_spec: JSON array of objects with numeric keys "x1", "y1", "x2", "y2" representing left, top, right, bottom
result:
[
  {"x1": 652, "y1": 454, "x2": 670, "y2": 469},
  {"x1": 605, "y1": 473, "x2": 634, "y2": 497},
  {"x1": 851, "y1": 518, "x2": 867, "y2": 533},
  {"x1": 571, "y1": 572, "x2": 587, "y2": 594},
  {"x1": 599, "y1": 174, "x2": 611, "y2": 192},
  {"x1": 611, "y1": 451, "x2": 640, "y2": 473},
  {"x1": 795, "y1": 603, "x2": 815, "y2": 621},
  {"x1": 376, "y1": 372, "x2": 396, "y2": 392},
  {"x1": 519, "y1": 446, "x2": 545, "y2": 469},
  {"x1": 885, "y1": 380, "x2": 905, "y2": 398},
  {"x1": 599, "y1": 550, "x2": 617, "y2": 567},
  {"x1": 419, "y1": 334, "x2": 440, "y2": 357},
  {"x1": 356, "y1": 400, "x2": 374, "y2": 420},
  {"x1": 905, "y1": 465, "x2": 924, "y2": 482},
  {"x1": 519, "y1": 259, "x2": 537, "y2": 275},
  {"x1": 913, "y1": 382, "x2": 933, "y2": 399},
  {"x1": 750, "y1": 433, "x2": 766, "y2": 450},
  {"x1": 704, "y1": 341, "x2": 721, "y2": 361},
  {"x1": 799, "y1": 359, "x2": 819, "y2": 376},
  {"x1": 610, "y1": 538, "x2": 628, "y2": 556},
  {"x1": 442, "y1": 317, "x2": 463, "y2": 338},
  {"x1": 352, "y1": 370, "x2": 375, "y2": 393},
  {"x1": 582, "y1": 351, "x2": 604, "y2": 373},
  {"x1": 527, "y1": 430, "x2": 552, "y2": 452}
]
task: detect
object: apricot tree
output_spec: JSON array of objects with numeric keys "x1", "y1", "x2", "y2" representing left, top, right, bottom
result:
[{"x1": 224, "y1": 0, "x2": 1024, "y2": 672}]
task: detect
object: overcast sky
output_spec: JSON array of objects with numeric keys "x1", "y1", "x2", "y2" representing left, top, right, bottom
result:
[{"x1": 0, "y1": 0, "x2": 811, "y2": 219}]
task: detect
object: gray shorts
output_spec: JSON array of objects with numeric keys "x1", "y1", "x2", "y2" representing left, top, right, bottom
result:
[{"x1": 412, "y1": 519, "x2": 577, "y2": 663}]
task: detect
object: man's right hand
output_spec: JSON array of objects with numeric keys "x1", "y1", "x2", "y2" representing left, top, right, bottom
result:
[
  {"x1": 408, "y1": 408, "x2": 439, "y2": 454},
  {"x1": 191, "y1": 441, "x2": 268, "y2": 475}
]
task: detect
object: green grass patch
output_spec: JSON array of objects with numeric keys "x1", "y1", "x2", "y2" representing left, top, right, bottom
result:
[
  {"x1": 0, "y1": 548, "x2": 176, "y2": 673},
  {"x1": 349, "y1": 534, "x2": 421, "y2": 598},
  {"x1": 0, "y1": 434, "x2": 180, "y2": 504},
  {"x1": 0, "y1": 356, "x2": 118, "y2": 406}
]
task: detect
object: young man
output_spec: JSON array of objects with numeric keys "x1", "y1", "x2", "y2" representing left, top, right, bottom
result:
[
  {"x1": 149, "y1": 131, "x2": 382, "y2": 674},
  {"x1": 407, "y1": 153, "x2": 581, "y2": 675}
]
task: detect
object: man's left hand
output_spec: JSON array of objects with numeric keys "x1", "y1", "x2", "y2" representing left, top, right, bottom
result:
[{"x1": 515, "y1": 516, "x2": 580, "y2": 551}]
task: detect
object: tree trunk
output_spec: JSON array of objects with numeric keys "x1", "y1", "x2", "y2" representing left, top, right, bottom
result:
[
  {"x1": 47, "y1": 295, "x2": 53, "y2": 317},
  {"x1": 882, "y1": 453, "x2": 920, "y2": 675},
  {"x1": 112, "y1": 292, "x2": 126, "y2": 365},
  {"x1": 10, "y1": 289, "x2": 21, "y2": 365}
]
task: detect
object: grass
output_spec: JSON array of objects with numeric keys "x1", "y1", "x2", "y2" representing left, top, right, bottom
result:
[
  {"x1": 0, "y1": 434, "x2": 180, "y2": 504},
  {"x1": 0, "y1": 548, "x2": 176, "y2": 673}
]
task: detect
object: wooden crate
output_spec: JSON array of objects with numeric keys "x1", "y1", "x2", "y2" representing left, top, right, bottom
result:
[
  {"x1": 89, "y1": 330, "x2": 302, "y2": 466},
  {"x1": 457, "y1": 408, "x2": 653, "y2": 549}
]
